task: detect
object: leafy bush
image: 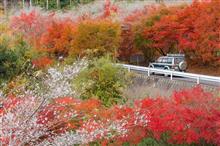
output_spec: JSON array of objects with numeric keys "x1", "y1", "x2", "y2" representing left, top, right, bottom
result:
[
  {"x1": 40, "y1": 19, "x2": 76, "y2": 58},
  {"x1": 72, "y1": 20, "x2": 121, "y2": 58},
  {"x1": 1, "y1": 82, "x2": 220, "y2": 146},
  {"x1": 74, "y1": 56, "x2": 130, "y2": 107},
  {"x1": 10, "y1": 10, "x2": 54, "y2": 46},
  {"x1": 0, "y1": 34, "x2": 33, "y2": 84}
]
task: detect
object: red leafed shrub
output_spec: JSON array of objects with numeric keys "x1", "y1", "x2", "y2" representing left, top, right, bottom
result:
[
  {"x1": 37, "y1": 97, "x2": 102, "y2": 135},
  {"x1": 39, "y1": 19, "x2": 76, "y2": 58},
  {"x1": 1, "y1": 87, "x2": 220, "y2": 145},
  {"x1": 10, "y1": 10, "x2": 54, "y2": 46},
  {"x1": 32, "y1": 56, "x2": 53, "y2": 69},
  {"x1": 102, "y1": 0, "x2": 118, "y2": 18},
  {"x1": 85, "y1": 86, "x2": 220, "y2": 145},
  {"x1": 138, "y1": 86, "x2": 220, "y2": 145}
]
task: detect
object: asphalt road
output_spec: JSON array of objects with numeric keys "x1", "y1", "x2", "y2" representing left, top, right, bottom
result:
[{"x1": 131, "y1": 69, "x2": 220, "y2": 87}]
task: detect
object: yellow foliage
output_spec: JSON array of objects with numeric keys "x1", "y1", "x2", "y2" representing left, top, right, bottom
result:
[{"x1": 72, "y1": 19, "x2": 121, "y2": 58}]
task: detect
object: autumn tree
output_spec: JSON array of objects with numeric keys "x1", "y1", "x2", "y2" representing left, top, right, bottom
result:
[
  {"x1": 142, "y1": 1, "x2": 220, "y2": 66},
  {"x1": 72, "y1": 19, "x2": 121, "y2": 58},
  {"x1": 10, "y1": 10, "x2": 54, "y2": 47},
  {"x1": 119, "y1": 6, "x2": 177, "y2": 63},
  {"x1": 39, "y1": 19, "x2": 76, "y2": 58}
]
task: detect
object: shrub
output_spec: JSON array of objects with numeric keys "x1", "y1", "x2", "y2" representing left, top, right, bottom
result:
[
  {"x1": 0, "y1": 34, "x2": 32, "y2": 83},
  {"x1": 10, "y1": 10, "x2": 54, "y2": 46},
  {"x1": 39, "y1": 19, "x2": 76, "y2": 59},
  {"x1": 72, "y1": 20, "x2": 121, "y2": 58},
  {"x1": 138, "y1": 86, "x2": 220, "y2": 145},
  {"x1": 32, "y1": 56, "x2": 53, "y2": 69},
  {"x1": 75, "y1": 86, "x2": 220, "y2": 146},
  {"x1": 73, "y1": 56, "x2": 130, "y2": 107},
  {"x1": 1, "y1": 85, "x2": 220, "y2": 146}
]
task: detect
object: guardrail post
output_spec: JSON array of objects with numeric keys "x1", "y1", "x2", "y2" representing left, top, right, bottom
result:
[
  {"x1": 197, "y1": 77, "x2": 200, "y2": 84},
  {"x1": 147, "y1": 69, "x2": 150, "y2": 76},
  {"x1": 128, "y1": 66, "x2": 130, "y2": 72}
]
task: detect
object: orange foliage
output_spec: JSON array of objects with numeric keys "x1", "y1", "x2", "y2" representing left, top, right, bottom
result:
[
  {"x1": 73, "y1": 19, "x2": 121, "y2": 57},
  {"x1": 39, "y1": 19, "x2": 76, "y2": 58},
  {"x1": 10, "y1": 10, "x2": 54, "y2": 46},
  {"x1": 32, "y1": 56, "x2": 53, "y2": 69},
  {"x1": 101, "y1": 0, "x2": 118, "y2": 18},
  {"x1": 143, "y1": 1, "x2": 220, "y2": 66}
]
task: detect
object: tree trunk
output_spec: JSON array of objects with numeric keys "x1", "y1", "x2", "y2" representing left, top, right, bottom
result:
[
  {"x1": 22, "y1": 0, "x2": 25, "y2": 8},
  {"x1": 57, "y1": 0, "x2": 60, "y2": 9},
  {"x1": 30, "y1": 0, "x2": 32, "y2": 8},
  {"x1": 46, "y1": 0, "x2": 49, "y2": 9},
  {"x1": 3, "y1": 0, "x2": 7, "y2": 15}
]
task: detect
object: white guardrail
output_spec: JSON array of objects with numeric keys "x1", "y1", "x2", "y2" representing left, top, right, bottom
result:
[{"x1": 120, "y1": 64, "x2": 220, "y2": 85}]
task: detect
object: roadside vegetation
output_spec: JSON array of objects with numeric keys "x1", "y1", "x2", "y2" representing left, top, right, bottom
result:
[{"x1": 0, "y1": 0, "x2": 220, "y2": 145}]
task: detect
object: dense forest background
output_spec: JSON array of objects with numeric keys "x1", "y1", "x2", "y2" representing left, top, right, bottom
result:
[{"x1": 0, "y1": 0, "x2": 175, "y2": 13}]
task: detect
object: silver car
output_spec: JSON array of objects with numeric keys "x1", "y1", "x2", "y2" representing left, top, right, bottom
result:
[{"x1": 149, "y1": 54, "x2": 187, "y2": 72}]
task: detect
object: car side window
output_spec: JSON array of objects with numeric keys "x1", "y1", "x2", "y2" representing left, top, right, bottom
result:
[
  {"x1": 161, "y1": 58, "x2": 166, "y2": 63},
  {"x1": 167, "y1": 58, "x2": 173, "y2": 64},
  {"x1": 162, "y1": 57, "x2": 172, "y2": 64},
  {"x1": 175, "y1": 58, "x2": 183, "y2": 64}
]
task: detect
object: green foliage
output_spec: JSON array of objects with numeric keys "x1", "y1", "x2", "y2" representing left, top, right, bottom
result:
[
  {"x1": 137, "y1": 138, "x2": 160, "y2": 146},
  {"x1": 0, "y1": 36, "x2": 17, "y2": 82},
  {"x1": 74, "y1": 56, "x2": 130, "y2": 107},
  {"x1": 135, "y1": 137, "x2": 200, "y2": 146},
  {"x1": 0, "y1": 34, "x2": 33, "y2": 84},
  {"x1": 32, "y1": 0, "x2": 95, "y2": 10},
  {"x1": 134, "y1": 33, "x2": 156, "y2": 63}
]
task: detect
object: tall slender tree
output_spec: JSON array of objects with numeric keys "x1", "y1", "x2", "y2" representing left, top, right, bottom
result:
[
  {"x1": 57, "y1": 0, "x2": 60, "y2": 9},
  {"x1": 3, "y1": 0, "x2": 7, "y2": 15},
  {"x1": 22, "y1": 0, "x2": 25, "y2": 8},
  {"x1": 30, "y1": 0, "x2": 32, "y2": 7},
  {"x1": 46, "y1": 0, "x2": 49, "y2": 9}
]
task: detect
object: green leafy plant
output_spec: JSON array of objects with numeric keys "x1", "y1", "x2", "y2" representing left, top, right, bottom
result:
[
  {"x1": 0, "y1": 34, "x2": 33, "y2": 84},
  {"x1": 74, "y1": 56, "x2": 130, "y2": 107}
]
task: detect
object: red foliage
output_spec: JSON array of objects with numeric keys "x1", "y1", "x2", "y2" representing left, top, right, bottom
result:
[
  {"x1": 32, "y1": 56, "x2": 53, "y2": 69},
  {"x1": 102, "y1": 0, "x2": 118, "y2": 18},
  {"x1": 39, "y1": 19, "x2": 76, "y2": 58},
  {"x1": 78, "y1": 86, "x2": 220, "y2": 145},
  {"x1": 37, "y1": 97, "x2": 102, "y2": 135},
  {"x1": 143, "y1": 1, "x2": 220, "y2": 66},
  {"x1": 139, "y1": 86, "x2": 220, "y2": 145},
  {"x1": 1, "y1": 87, "x2": 220, "y2": 145},
  {"x1": 10, "y1": 10, "x2": 54, "y2": 46},
  {"x1": 124, "y1": 6, "x2": 154, "y2": 23},
  {"x1": 0, "y1": 95, "x2": 18, "y2": 115}
]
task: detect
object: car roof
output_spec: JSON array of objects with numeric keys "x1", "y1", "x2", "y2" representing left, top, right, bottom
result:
[
  {"x1": 159, "y1": 56, "x2": 184, "y2": 59},
  {"x1": 159, "y1": 56, "x2": 174, "y2": 59}
]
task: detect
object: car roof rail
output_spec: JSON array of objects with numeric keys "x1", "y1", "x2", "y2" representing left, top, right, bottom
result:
[{"x1": 167, "y1": 54, "x2": 185, "y2": 57}]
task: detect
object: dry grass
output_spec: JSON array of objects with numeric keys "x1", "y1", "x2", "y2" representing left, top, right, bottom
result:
[{"x1": 123, "y1": 74, "x2": 220, "y2": 102}]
